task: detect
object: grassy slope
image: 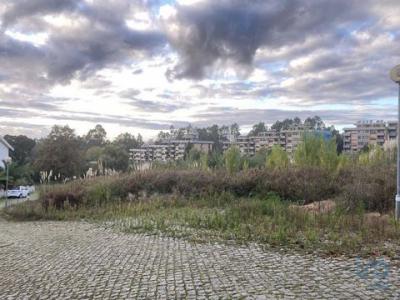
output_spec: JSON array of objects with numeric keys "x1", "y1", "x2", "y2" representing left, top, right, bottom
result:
[{"x1": 4, "y1": 193, "x2": 400, "y2": 258}]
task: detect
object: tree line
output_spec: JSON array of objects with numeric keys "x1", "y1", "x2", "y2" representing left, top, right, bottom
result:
[
  {"x1": 0, "y1": 116, "x2": 343, "y2": 185},
  {"x1": 1, "y1": 124, "x2": 143, "y2": 185}
]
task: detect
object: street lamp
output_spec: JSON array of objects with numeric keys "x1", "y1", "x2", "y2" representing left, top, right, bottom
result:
[
  {"x1": 390, "y1": 65, "x2": 400, "y2": 220},
  {"x1": 3, "y1": 157, "x2": 11, "y2": 208}
]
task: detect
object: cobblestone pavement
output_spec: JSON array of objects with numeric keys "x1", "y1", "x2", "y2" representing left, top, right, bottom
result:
[{"x1": 0, "y1": 219, "x2": 399, "y2": 299}]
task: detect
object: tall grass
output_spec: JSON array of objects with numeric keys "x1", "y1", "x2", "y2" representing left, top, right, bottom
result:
[
  {"x1": 4, "y1": 135, "x2": 399, "y2": 257},
  {"x1": 6, "y1": 191, "x2": 400, "y2": 257}
]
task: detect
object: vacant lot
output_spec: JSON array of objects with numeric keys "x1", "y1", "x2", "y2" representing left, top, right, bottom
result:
[{"x1": 0, "y1": 217, "x2": 399, "y2": 299}]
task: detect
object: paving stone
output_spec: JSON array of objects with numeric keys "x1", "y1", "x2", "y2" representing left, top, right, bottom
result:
[{"x1": 0, "y1": 218, "x2": 399, "y2": 299}]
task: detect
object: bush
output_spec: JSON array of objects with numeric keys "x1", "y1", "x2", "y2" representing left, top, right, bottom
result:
[
  {"x1": 339, "y1": 165, "x2": 396, "y2": 213},
  {"x1": 257, "y1": 167, "x2": 337, "y2": 204},
  {"x1": 37, "y1": 161, "x2": 395, "y2": 213}
]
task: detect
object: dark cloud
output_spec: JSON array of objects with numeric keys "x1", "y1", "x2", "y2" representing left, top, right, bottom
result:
[
  {"x1": 164, "y1": 0, "x2": 370, "y2": 79},
  {"x1": 192, "y1": 106, "x2": 398, "y2": 128},
  {"x1": 119, "y1": 89, "x2": 185, "y2": 112},
  {"x1": 0, "y1": 0, "x2": 399, "y2": 138},
  {"x1": 51, "y1": 111, "x2": 189, "y2": 130},
  {"x1": 129, "y1": 99, "x2": 181, "y2": 113},
  {"x1": 0, "y1": 0, "x2": 166, "y2": 89},
  {"x1": 1, "y1": 0, "x2": 79, "y2": 27}
]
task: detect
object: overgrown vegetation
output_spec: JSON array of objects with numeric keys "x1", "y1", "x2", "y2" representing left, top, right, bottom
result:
[
  {"x1": 6, "y1": 190, "x2": 400, "y2": 257},
  {"x1": 4, "y1": 133, "x2": 399, "y2": 257}
]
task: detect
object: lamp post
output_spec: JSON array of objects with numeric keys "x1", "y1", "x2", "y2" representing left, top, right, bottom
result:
[
  {"x1": 4, "y1": 157, "x2": 11, "y2": 208},
  {"x1": 390, "y1": 65, "x2": 400, "y2": 220}
]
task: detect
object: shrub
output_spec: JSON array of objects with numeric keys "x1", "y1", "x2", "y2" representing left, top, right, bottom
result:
[
  {"x1": 266, "y1": 145, "x2": 288, "y2": 169},
  {"x1": 257, "y1": 167, "x2": 337, "y2": 204},
  {"x1": 37, "y1": 162, "x2": 394, "y2": 213},
  {"x1": 224, "y1": 146, "x2": 241, "y2": 174},
  {"x1": 339, "y1": 165, "x2": 396, "y2": 213}
]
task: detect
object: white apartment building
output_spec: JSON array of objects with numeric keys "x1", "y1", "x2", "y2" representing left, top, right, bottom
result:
[
  {"x1": 223, "y1": 125, "x2": 328, "y2": 156},
  {"x1": 130, "y1": 140, "x2": 214, "y2": 165},
  {"x1": 343, "y1": 120, "x2": 396, "y2": 153}
]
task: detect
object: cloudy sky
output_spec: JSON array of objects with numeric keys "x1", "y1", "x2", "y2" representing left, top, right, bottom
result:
[{"x1": 0, "y1": 0, "x2": 399, "y2": 139}]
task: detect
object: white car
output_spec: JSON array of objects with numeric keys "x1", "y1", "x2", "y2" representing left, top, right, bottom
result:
[{"x1": 7, "y1": 186, "x2": 29, "y2": 198}]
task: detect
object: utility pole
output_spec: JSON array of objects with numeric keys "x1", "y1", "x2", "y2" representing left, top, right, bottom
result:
[
  {"x1": 4, "y1": 157, "x2": 11, "y2": 208},
  {"x1": 390, "y1": 65, "x2": 400, "y2": 220}
]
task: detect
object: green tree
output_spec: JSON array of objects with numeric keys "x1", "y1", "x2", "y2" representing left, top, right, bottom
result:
[
  {"x1": 200, "y1": 152, "x2": 209, "y2": 171},
  {"x1": 34, "y1": 125, "x2": 84, "y2": 180},
  {"x1": 304, "y1": 116, "x2": 324, "y2": 129},
  {"x1": 230, "y1": 123, "x2": 241, "y2": 138},
  {"x1": 271, "y1": 118, "x2": 294, "y2": 131},
  {"x1": 266, "y1": 146, "x2": 289, "y2": 169},
  {"x1": 224, "y1": 146, "x2": 241, "y2": 174},
  {"x1": 101, "y1": 144, "x2": 129, "y2": 172},
  {"x1": 358, "y1": 145, "x2": 386, "y2": 166},
  {"x1": 4, "y1": 135, "x2": 36, "y2": 165},
  {"x1": 208, "y1": 151, "x2": 224, "y2": 169},
  {"x1": 320, "y1": 138, "x2": 340, "y2": 172},
  {"x1": 247, "y1": 148, "x2": 268, "y2": 169},
  {"x1": 187, "y1": 147, "x2": 201, "y2": 162},
  {"x1": 294, "y1": 134, "x2": 340, "y2": 172},
  {"x1": 331, "y1": 128, "x2": 344, "y2": 154},
  {"x1": 294, "y1": 134, "x2": 323, "y2": 167},
  {"x1": 248, "y1": 122, "x2": 266, "y2": 136},
  {"x1": 136, "y1": 134, "x2": 144, "y2": 147},
  {"x1": 85, "y1": 124, "x2": 107, "y2": 147},
  {"x1": 114, "y1": 133, "x2": 140, "y2": 152}
]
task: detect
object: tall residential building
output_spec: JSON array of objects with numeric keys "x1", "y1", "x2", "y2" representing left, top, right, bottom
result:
[
  {"x1": 223, "y1": 125, "x2": 330, "y2": 156},
  {"x1": 130, "y1": 140, "x2": 213, "y2": 166},
  {"x1": 343, "y1": 120, "x2": 397, "y2": 153}
]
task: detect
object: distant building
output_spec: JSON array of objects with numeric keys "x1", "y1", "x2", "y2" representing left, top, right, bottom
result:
[
  {"x1": 0, "y1": 136, "x2": 13, "y2": 169},
  {"x1": 223, "y1": 124, "x2": 331, "y2": 156},
  {"x1": 130, "y1": 139, "x2": 213, "y2": 166},
  {"x1": 343, "y1": 120, "x2": 396, "y2": 153}
]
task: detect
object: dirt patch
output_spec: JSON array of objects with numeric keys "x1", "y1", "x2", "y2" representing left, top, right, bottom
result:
[{"x1": 290, "y1": 200, "x2": 336, "y2": 214}]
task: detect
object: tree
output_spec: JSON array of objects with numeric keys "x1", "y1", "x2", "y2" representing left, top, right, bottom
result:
[
  {"x1": 266, "y1": 146, "x2": 289, "y2": 169},
  {"x1": 294, "y1": 134, "x2": 323, "y2": 167},
  {"x1": 34, "y1": 125, "x2": 84, "y2": 181},
  {"x1": 224, "y1": 146, "x2": 241, "y2": 174},
  {"x1": 186, "y1": 147, "x2": 201, "y2": 162},
  {"x1": 136, "y1": 134, "x2": 144, "y2": 147},
  {"x1": 304, "y1": 116, "x2": 325, "y2": 129},
  {"x1": 208, "y1": 151, "x2": 224, "y2": 169},
  {"x1": 101, "y1": 144, "x2": 129, "y2": 172},
  {"x1": 331, "y1": 128, "x2": 344, "y2": 154},
  {"x1": 114, "y1": 133, "x2": 140, "y2": 152},
  {"x1": 271, "y1": 119, "x2": 294, "y2": 131},
  {"x1": 248, "y1": 122, "x2": 266, "y2": 136},
  {"x1": 85, "y1": 124, "x2": 107, "y2": 147},
  {"x1": 230, "y1": 123, "x2": 241, "y2": 138},
  {"x1": 4, "y1": 135, "x2": 36, "y2": 165},
  {"x1": 293, "y1": 133, "x2": 340, "y2": 172},
  {"x1": 200, "y1": 152, "x2": 209, "y2": 171},
  {"x1": 157, "y1": 131, "x2": 171, "y2": 141},
  {"x1": 320, "y1": 138, "x2": 340, "y2": 172},
  {"x1": 247, "y1": 148, "x2": 268, "y2": 169}
]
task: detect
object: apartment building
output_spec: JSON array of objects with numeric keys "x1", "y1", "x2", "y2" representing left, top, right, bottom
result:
[
  {"x1": 223, "y1": 125, "x2": 330, "y2": 156},
  {"x1": 343, "y1": 120, "x2": 397, "y2": 153},
  {"x1": 130, "y1": 140, "x2": 214, "y2": 165},
  {"x1": 387, "y1": 121, "x2": 398, "y2": 141}
]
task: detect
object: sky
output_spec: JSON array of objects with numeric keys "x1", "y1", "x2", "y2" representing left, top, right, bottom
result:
[{"x1": 0, "y1": 0, "x2": 400, "y2": 140}]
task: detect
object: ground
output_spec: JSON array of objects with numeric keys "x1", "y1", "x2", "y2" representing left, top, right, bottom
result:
[{"x1": 0, "y1": 218, "x2": 399, "y2": 299}]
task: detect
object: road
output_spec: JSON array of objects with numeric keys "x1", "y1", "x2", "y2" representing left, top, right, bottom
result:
[
  {"x1": 0, "y1": 218, "x2": 399, "y2": 299},
  {"x1": 0, "y1": 192, "x2": 38, "y2": 209}
]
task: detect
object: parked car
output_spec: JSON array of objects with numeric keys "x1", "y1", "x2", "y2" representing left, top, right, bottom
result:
[{"x1": 7, "y1": 186, "x2": 29, "y2": 198}]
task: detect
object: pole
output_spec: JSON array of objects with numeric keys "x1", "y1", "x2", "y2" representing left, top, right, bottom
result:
[
  {"x1": 397, "y1": 83, "x2": 400, "y2": 220},
  {"x1": 5, "y1": 161, "x2": 9, "y2": 208}
]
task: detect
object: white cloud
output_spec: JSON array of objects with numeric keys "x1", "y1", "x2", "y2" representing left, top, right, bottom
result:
[{"x1": 5, "y1": 30, "x2": 48, "y2": 46}]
